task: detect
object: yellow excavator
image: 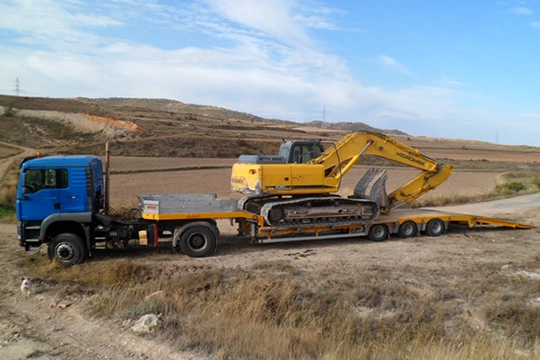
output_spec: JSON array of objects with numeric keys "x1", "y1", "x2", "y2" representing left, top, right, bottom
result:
[{"x1": 231, "y1": 132, "x2": 453, "y2": 227}]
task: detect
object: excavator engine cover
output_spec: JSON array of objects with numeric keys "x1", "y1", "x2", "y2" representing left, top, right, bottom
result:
[{"x1": 352, "y1": 168, "x2": 389, "y2": 209}]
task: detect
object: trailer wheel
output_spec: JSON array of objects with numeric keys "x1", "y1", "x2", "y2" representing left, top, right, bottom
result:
[
  {"x1": 368, "y1": 224, "x2": 388, "y2": 242},
  {"x1": 179, "y1": 227, "x2": 216, "y2": 258},
  {"x1": 426, "y1": 218, "x2": 445, "y2": 237},
  {"x1": 48, "y1": 233, "x2": 86, "y2": 266},
  {"x1": 398, "y1": 220, "x2": 417, "y2": 238}
]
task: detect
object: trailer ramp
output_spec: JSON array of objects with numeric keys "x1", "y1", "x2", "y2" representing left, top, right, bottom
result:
[{"x1": 446, "y1": 214, "x2": 535, "y2": 229}]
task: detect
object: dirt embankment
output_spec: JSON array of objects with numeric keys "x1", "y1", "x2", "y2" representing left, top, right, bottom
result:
[{"x1": 0, "y1": 106, "x2": 138, "y2": 140}]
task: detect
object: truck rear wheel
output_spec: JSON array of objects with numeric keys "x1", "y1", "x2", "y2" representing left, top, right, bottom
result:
[
  {"x1": 179, "y1": 227, "x2": 216, "y2": 258},
  {"x1": 48, "y1": 233, "x2": 86, "y2": 266},
  {"x1": 368, "y1": 224, "x2": 388, "y2": 242}
]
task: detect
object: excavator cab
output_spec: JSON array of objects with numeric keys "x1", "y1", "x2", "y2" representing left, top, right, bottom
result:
[{"x1": 279, "y1": 141, "x2": 324, "y2": 164}]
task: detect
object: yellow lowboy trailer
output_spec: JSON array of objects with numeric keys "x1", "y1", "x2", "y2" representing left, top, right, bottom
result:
[{"x1": 138, "y1": 194, "x2": 535, "y2": 254}]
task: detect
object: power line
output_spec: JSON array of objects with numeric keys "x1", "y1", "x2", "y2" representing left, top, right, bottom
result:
[{"x1": 15, "y1": 77, "x2": 19, "y2": 96}]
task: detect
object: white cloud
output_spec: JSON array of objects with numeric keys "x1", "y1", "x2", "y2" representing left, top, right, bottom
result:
[
  {"x1": 0, "y1": 0, "x2": 122, "y2": 47},
  {"x1": 531, "y1": 21, "x2": 540, "y2": 28},
  {"x1": 439, "y1": 75, "x2": 465, "y2": 87},
  {"x1": 204, "y1": 0, "x2": 312, "y2": 48},
  {"x1": 511, "y1": 6, "x2": 534, "y2": 15},
  {"x1": 378, "y1": 55, "x2": 413, "y2": 76}
]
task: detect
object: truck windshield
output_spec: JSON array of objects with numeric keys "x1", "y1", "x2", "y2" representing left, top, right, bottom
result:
[{"x1": 23, "y1": 169, "x2": 68, "y2": 194}]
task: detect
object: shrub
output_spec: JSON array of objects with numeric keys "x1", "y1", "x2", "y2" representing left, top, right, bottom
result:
[
  {"x1": 0, "y1": 161, "x2": 19, "y2": 218},
  {"x1": 4, "y1": 101, "x2": 15, "y2": 116},
  {"x1": 498, "y1": 181, "x2": 526, "y2": 192}
]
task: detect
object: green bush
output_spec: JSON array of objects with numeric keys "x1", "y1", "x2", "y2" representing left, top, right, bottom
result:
[
  {"x1": 499, "y1": 182, "x2": 526, "y2": 192},
  {"x1": 0, "y1": 204, "x2": 15, "y2": 218}
]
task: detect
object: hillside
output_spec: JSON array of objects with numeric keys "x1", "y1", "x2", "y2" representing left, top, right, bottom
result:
[
  {"x1": 1, "y1": 94, "x2": 540, "y2": 169},
  {"x1": 0, "y1": 95, "x2": 406, "y2": 158}
]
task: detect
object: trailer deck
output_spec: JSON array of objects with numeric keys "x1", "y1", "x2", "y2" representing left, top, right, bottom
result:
[{"x1": 138, "y1": 194, "x2": 535, "y2": 244}]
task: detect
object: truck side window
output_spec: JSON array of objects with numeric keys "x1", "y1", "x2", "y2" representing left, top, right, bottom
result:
[
  {"x1": 57, "y1": 169, "x2": 68, "y2": 188},
  {"x1": 45, "y1": 169, "x2": 56, "y2": 187},
  {"x1": 23, "y1": 169, "x2": 68, "y2": 193}
]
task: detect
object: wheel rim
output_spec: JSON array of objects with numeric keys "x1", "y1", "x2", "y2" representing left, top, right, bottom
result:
[
  {"x1": 187, "y1": 233, "x2": 206, "y2": 250},
  {"x1": 370, "y1": 225, "x2": 387, "y2": 241},
  {"x1": 56, "y1": 243, "x2": 75, "y2": 261},
  {"x1": 402, "y1": 222, "x2": 415, "y2": 236},
  {"x1": 430, "y1": 221, "x2": 442, "y2": 233}
]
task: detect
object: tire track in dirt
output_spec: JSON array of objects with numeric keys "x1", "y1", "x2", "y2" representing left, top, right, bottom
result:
[
  {"x1": 0, "y1": 141, "x2": 37, "y2": 178},
  {"x1": 0, "y1": 224, "x2": 210, "y2": 360}
]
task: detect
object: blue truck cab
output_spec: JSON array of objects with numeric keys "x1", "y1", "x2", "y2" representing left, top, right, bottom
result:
[
  {"x1": 16, "y1": 154, "x2": 217, "y2": 265},
  {"x1": 17, "y1": 155, "x2": 106, "y2": 264}
]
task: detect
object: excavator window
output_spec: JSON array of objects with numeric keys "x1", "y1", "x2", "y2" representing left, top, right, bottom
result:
[{"x1": 290, "y1": 143, "x2": 323, "y2": 163}]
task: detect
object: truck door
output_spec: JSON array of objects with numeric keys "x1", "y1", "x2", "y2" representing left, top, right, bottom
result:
[
  {"x1": 17, "y1": 168, "x2": 65, "y2": 221},
  {"x1": 59, "y1": 166, "x2": 88, "y2": 212}
]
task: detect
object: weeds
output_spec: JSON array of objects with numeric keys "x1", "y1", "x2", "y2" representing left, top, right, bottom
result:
[
  {"x1": 497, "y1": 181, "x2": 526, "y2": 192},
  {"x1": 0, "y1": 160, "x2": 19, "y2": 221},
  {"x1": 3, "y1": 101, "x2": 15, "y2": 116},
  {"x1": 19, "y1": 252, "x2": 540, "y2": 359},
  {"x1": 416, "y1": 175, "x2": 540, "y2": 208}
]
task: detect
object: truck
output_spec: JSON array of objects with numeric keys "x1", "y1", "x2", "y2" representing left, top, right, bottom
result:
[{"x1": 16, "y1": 132, "x2": 535, "y2": 266}]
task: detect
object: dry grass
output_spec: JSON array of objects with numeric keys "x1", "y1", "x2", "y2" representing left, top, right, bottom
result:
[
  {"x1": 0, "y1": 160, "x2": 19, "y2": 222},
  {"x1": 20, "y1": 250, "x2": 540, "y2": 360},
  {"x1": 415, "y1": 171, "x2": 540, "y2": 208}
]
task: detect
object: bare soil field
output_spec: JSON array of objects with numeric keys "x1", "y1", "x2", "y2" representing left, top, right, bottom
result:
[{"x1": 106, "y1": 162, "x2": 502, "y2": 207}]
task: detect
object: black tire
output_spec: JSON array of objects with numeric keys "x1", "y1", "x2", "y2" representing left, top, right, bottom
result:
[
  {"x1": 368, "y1": 224, "x2": 388, "y2": 242},
  {"x1": 179, "y1": 227, "x2": 216, "y2": 258},
  {"x1": 47, "y1": 233, "x2": 86, "y2": 266},
  {"x1": 426, "y1": 218, "x2": 445, "y2": 237},
  {"x1": 398, "y1": 220, "x2": 417, "y2": 238}
]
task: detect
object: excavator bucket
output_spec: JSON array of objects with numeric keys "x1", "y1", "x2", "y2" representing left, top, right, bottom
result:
[{"x1": 352, "y1": 168, "x2": 389, "y2": 208}]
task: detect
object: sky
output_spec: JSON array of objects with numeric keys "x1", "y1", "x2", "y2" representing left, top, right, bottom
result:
[{"x1": 1, "y1": 0, "x2": 540, "y2": 146}]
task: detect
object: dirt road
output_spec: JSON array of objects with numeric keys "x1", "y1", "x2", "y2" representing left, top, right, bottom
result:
[
  {"x1": 0, "y1": 222, "x2": 210, "y2": 360},
  {"x1": 0, "y1": 141, "x2": 36, "y2": 177},
  {"x1": 434, "y1": 193, "x2": 540, "y2": 216}
]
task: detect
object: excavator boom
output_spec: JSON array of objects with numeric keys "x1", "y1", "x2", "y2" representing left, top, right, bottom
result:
[{"x1": 309, "y1": 132, "x2": 453, "y2": 212}]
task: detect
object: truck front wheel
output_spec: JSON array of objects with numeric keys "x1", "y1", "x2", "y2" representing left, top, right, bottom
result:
[
  {"x1": 179, "y1": 227, "x2": 216, "y2": 258},
  {"x1": 48, "y1": 233, "x2": 86, "y2": 266}
]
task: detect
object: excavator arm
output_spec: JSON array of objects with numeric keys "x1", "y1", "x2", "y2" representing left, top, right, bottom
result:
[{"x1": 310, "y1": 132, "x2": 453, "y2": 213}]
